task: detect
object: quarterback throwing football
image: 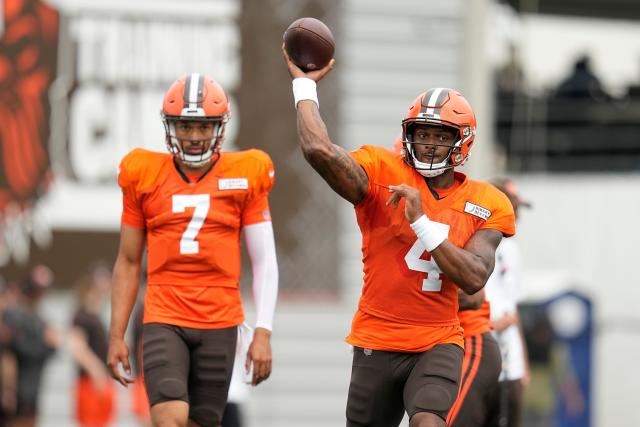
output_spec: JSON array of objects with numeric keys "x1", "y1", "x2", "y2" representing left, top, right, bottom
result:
[{"x1": 283, "y1": 48, "x2": 515, "y2": 427}]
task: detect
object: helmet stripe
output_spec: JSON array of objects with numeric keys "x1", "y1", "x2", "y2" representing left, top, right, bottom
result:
[
  {"x1": 184, "y1": 73, "x2": 204, "y2": 110},
  {"x1": 419, "y1": 88, "x2": 436, "y2": 116},
  {"x1": 420, "y1": 87, "x2": 452, "y2": 120}
]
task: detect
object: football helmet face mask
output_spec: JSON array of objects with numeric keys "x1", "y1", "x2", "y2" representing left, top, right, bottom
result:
[
  {"x1": 161, "y1": 73, "x2": 230, "y2": 168},
  {"x1": 401, "y1": 88, "x2": 476, "y2": 177}
]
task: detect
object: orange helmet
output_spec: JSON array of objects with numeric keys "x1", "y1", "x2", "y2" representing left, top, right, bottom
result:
[
  {"x1": 401, "y1": 88, "x2": 476, "y2": 177},
  {"x1": 161, "y1": 73, "x2": 230, "y2": 167}
]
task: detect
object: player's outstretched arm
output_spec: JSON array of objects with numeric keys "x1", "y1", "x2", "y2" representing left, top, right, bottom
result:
[
  {"x1": 107, "y1": 224, "x2": 145, "y2": 386},
  {"x1": 387, "y1": 184, "x2": 502, "y2": 294},
  {"x1": 282, "y1": 45, "x2": 368, "y2": 205}
]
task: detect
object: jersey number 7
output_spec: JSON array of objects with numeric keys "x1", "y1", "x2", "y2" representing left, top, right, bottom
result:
[
  {"x1": 172, "y1": 194, "x2": 210, "y2": 254},
  {"x1": 404, "y1": 221, "x2": 449, "y2": 292}
]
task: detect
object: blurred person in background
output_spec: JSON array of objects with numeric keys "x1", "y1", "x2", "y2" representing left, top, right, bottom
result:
[
  {"x1": 0, "y1": 278, "x2": 20, "y2": 426},
  {"x1": 221, "y1": 324, "x2": 253, "y2": 427},
  {"x1": 283, "y1": 50, "x2": 515, "y2": 427},
  {"x1": 2, "y1": 264, "x2": 60, "y2": 427},
  {"x1": 127, "y1": 257, "x2": 151, "y2": 427},
  {"x1": 130, "y1": 295, "x2": 151, "y2": 427},
  {"x1": 554, "y1": 54, "x2": 610, "y2": 102},
  {"x1": 626, "y1": 58, "x2": 640, "y2": 98},
  {"x1": 495, "y1": 43, "x2": 526, "y2": 98},
  {"x1": 0, "y1": 277, "x2": 12, "y2": 427},
  {"x1": 107, "y1": 73, "x2": 279, "y2": 427},
  {"x1": 483, "y1": 178, "x2": 531, "y2": 427},
  {"x1": 68, "y1": 263, "x2": 115, "y2": 427},
  {"x1": 446, "y1": 289, "x2": 502, "y2": 427}
]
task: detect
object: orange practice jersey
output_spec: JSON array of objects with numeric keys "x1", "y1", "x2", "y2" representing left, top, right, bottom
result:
[
  {"x1": 459, "y1": 299, "x2": 492, "y2": 338},
  {"x1": 347, "y1": 145, "x2": 515, "y2": 352},
  {"x1": 118, "y1": 148, "x2": 274, "y2": 329}
]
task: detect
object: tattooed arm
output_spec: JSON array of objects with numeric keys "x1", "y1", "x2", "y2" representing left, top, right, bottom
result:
[
  {"x1": 296, "y1": 102, "x2": 368, "y2": 204},
  {"x1": 283, "y1": 45, "x2": 369, "y2": 205}
]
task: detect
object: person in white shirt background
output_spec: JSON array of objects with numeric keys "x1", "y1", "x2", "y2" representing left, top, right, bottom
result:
[{"x1": 484, "y1": 178, "x2": 531, "y2": 427}]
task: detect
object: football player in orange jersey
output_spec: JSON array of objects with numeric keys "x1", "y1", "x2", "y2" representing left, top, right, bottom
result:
[
  {"x1": 283, "y1": 47, "x2": 515, "y2": 427},
  {"x1": 445, "y1": 289, "x2": 502, "y2": 427},
  {"x1": 107, "y1": 74, "x2": 279, "y2": 427}
]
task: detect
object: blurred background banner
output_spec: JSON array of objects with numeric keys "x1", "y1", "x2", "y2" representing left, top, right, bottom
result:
[
  {"x1": 1, "y1": 0, "x2": 341, "y2": 291},
  {"x1": 520, "y1": 290, "x2": 593, "y2": 427}
]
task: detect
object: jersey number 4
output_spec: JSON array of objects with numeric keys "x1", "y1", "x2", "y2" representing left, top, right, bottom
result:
[
  {"x1": 172, "y1": 194, "x2": 210, "y2": 254},
  {"x1": 404, "y1": 221, "x2": 450, "y2": 292}
]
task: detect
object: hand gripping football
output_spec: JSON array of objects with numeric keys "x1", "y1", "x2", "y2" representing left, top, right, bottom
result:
[{"x1": 283, "y1": 17, "x2": 335, "y2": 72}]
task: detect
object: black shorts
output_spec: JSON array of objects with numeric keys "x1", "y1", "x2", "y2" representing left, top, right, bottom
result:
[
  {"x1": 447, "y1": 332, "x2": 502, "y2": 427},
  {"x1": 346, "y1": 344, "x2": 463, "y2": 427},
  {"x1": 142, "y1": 323, "x2": 237, "y2": 426}
]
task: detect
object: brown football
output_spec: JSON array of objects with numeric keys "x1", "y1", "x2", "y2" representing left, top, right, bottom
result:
[{"x1": 283, "y1": 17, "x2": 335, "y2": 72}]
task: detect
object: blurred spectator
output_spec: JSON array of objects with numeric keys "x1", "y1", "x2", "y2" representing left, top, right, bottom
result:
[
  {"x1": 222, "y1": 324, "x2": 253, "y2": 427},
  {"x1": 129, "y1": 298, "x2": 150, "y2": 427},
  {"x1": 485, "y1": 178, "x2": 531, "y2": 427},
  {"x1": 128, "y1": 254, "x2": 150, "y2": 427},
  {"x1": 68, "y1": 263, "x2": 115, "y2": 427},
  {"x1": 0, "y1": 277, "x2": 12, "y2": 427},
  {"x1": 2, "y1": 265, "x2": 60, "y2": 427},
  {"x1": 496, "y1": 43, "x2": 526, "y2": 97},
  {"x1": 0, "y1": 278, "x2": 20, "y2": 426},
  {"x1": 626, "y1": 58, "x2": 640, "y2": 99},
  {"x1": 494, "y1": 43, "x2": 527, "y2": 156},
  {"x1": 554, "y1": 54, "x2": 610, "y2": 102}
]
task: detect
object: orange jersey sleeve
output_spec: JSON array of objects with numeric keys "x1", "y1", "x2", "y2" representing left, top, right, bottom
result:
[
  {"x1": 241, "y1": 149, "x2": 275, "y2": 226},
  {"x1": 477, "y1": 184, "x2": 516, "y2": 237},
  {"x1": 346, "y1": 145, "x2": 515, "y2": 352},
  {"x1": 117, "y1": 149, "x2": 275, "y2": 329},
  {"x1": 118, "y1": 149, "x2": 148, "y2": 229}
]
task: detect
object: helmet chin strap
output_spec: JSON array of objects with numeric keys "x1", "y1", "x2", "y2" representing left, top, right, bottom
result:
[
  {"x1": 408, "y1": 142, "x2": 453, "y2": 177},
  {"x1": 181, "y1": 150, "x2": 214, "y2": 168},
  {"x1": 415, "y1": 166, "x2": 449, "y2": 178}
]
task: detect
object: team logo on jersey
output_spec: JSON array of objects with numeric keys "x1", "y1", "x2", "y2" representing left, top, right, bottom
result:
[
  {"x1": 464, "y1": 201, "x2": 492, "y2": 220},
  {"x1": 218, "y1": 178, "x2": 249, "y2": 190}
]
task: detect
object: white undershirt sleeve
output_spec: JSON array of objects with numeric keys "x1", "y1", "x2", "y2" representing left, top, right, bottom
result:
[{"x1": 243, "y1": 221, "x2": 279, "y2": 331}]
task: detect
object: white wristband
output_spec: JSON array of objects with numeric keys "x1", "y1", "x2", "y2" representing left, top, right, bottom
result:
[
  {"x1": 292, "y1": 77, "x2": 319, "y2": 109},
  {"x1": 410, "y1": 214, "x2": 447, "y2": 252}
]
